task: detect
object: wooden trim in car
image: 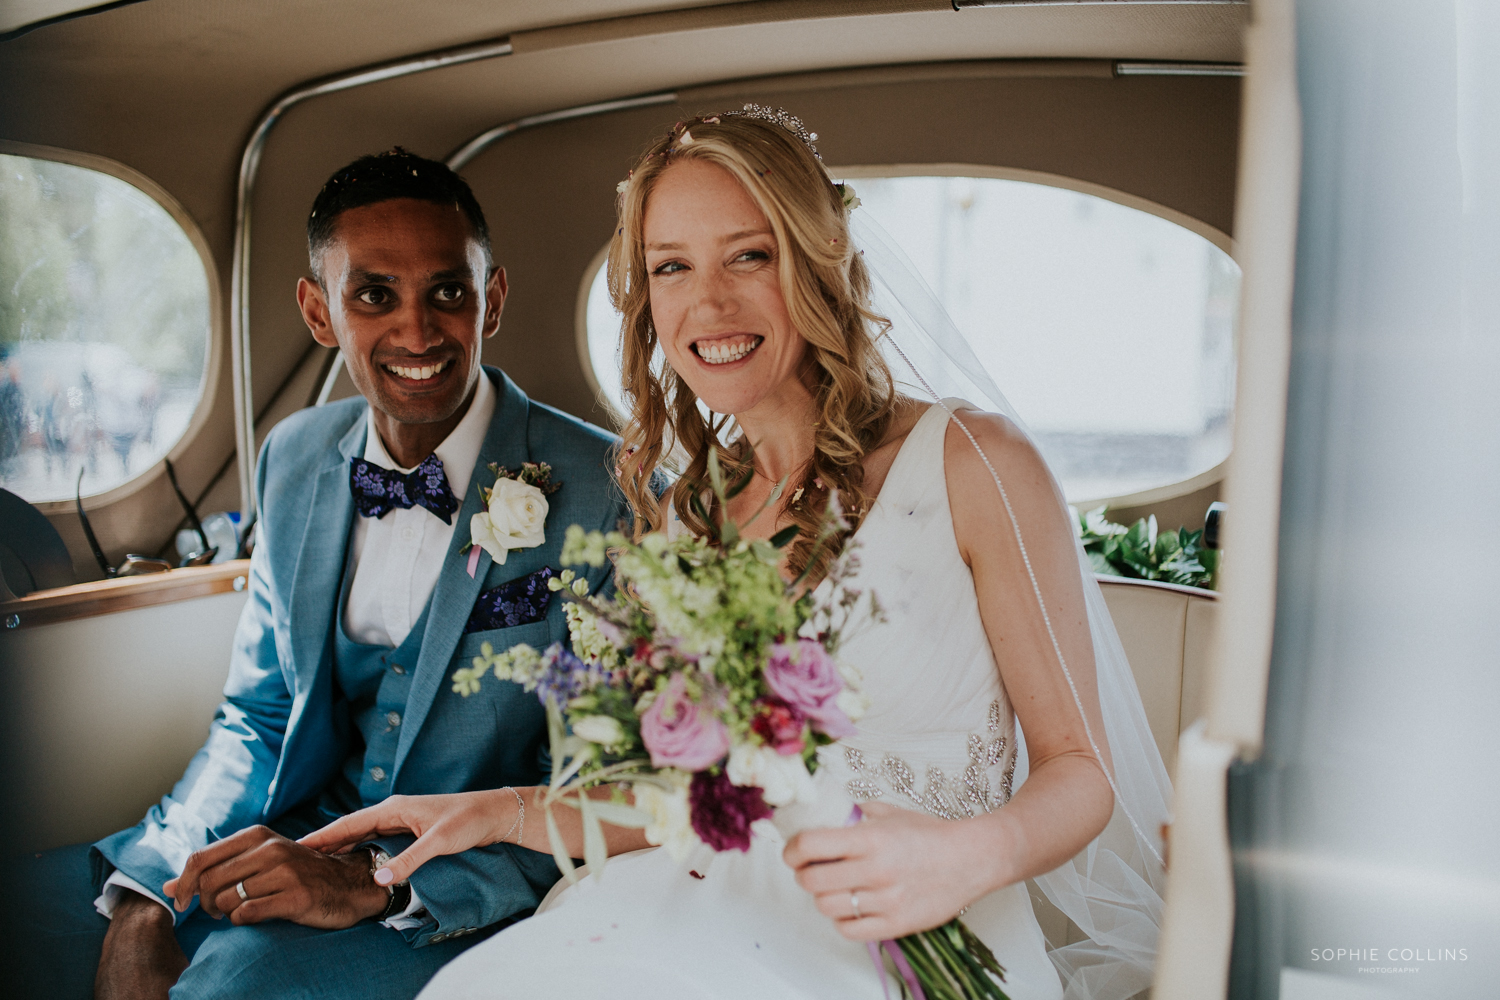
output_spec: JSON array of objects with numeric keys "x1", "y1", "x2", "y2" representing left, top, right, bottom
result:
[{"x1": 0, "y1": 560, "x2": 252, "y2": 631}]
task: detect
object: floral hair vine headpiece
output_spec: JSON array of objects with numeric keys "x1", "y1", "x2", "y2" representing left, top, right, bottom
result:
[
  {"x1": 616, "y1": 106, "x2": 858, "y2": 216},
  {"x1": 720, "y1": 103, "x2": 820, "y2": 158}
]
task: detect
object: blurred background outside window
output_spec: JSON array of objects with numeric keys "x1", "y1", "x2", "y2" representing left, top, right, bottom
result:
[
  {"x1": 583, "y1": 173, "x2": 1239, "y2": 503},
  {"x1": 0, "y1": 153, "x2": 211, "y2": 502}
]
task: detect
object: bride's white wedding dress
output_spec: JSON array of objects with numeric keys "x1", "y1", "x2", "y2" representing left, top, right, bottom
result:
[{"x1": 421, "y1": 402, "x2": 1064, "y2": 1000}]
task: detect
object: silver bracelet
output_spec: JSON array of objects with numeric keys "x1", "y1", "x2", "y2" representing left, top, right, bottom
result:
[{"x1": 498, "y1": 787, "x2": 525, "y2": 845}]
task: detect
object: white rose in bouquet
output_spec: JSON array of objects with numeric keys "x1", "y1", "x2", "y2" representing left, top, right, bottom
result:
[
  {"x1": 769, "y1": 765, "x2": 857, "y2": 840},
  {"x1": 633, "y1": 772, "x2": 698, "y2": 861},
  {"x1": 471, "y1": 478, "x2": 548, "y2": 564},
  {"x1": 726, "y1": 741, "x2": 816, "y2": 808}
]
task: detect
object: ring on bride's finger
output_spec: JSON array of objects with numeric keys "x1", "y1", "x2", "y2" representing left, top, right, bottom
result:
[
  {"x1": 235, "y1": 880, "x2": 249, "y2": 903},
  {"x1": 849, "y1": 891, "x2": 861, "y2": 919}
]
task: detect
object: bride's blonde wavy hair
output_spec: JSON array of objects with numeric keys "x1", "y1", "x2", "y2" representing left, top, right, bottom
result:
[{"x1": 608, "y1": 112, "x2": 896, "y2": 581}]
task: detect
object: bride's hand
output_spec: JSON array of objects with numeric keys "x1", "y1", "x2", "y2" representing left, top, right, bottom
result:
[
  {"x1": 297, "y1": 789, "x2": 523, "y2": 885},
  {"x1": 782, "y1": 801, "x2": 997, "y2": 941}
]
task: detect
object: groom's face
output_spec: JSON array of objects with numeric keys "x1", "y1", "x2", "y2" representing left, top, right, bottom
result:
[{"x1": 298, "y1": 197, "x2": 506, "y2": 429}]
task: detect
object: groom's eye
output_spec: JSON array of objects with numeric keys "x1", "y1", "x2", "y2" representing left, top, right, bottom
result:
[
  {"x1": 432, "y1": 284, "x2": 466, "y2": 304},
  {"x1": 355, "y1": 287, "x2": 391, "y2": 306}
]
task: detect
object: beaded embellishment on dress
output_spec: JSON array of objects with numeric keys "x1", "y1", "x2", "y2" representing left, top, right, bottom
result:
[{"x1": 844, "y1": 700, "x2": 1016, "y2": 820}]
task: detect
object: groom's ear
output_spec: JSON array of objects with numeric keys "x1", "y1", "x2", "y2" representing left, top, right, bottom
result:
[
  {"x1": 482, "y1": 266, "x2": 508, "y2": 340},
  {"x1": 299, "y1": 276, "x2": 339, "y2": 349}
]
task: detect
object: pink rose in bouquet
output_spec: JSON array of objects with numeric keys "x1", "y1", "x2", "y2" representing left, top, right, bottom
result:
[
  {"x1": 765, "y1": 639, "x2": 856, "y2": 739},
  {"x1": 640, "y1": 673, "x2": 731, "y2": 770}
]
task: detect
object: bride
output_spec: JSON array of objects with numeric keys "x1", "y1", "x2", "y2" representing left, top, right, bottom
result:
[{"x1": 302, "y1": 108, "x2": 1169, "y2": 999}]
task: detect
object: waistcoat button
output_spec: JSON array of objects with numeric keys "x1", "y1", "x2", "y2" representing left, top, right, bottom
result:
[{"x1": 370, "y1": 766, "x2": 387, "y2": 782}]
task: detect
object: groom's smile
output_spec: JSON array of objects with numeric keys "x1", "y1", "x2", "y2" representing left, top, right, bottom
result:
[{"x1": 297, "y1": 197, "x2": 508, "y2": 468}]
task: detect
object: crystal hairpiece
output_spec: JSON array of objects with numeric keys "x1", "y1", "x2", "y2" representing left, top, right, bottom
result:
[{"x1": 722, "y1": 104, "x2": 821, "y2": 158}]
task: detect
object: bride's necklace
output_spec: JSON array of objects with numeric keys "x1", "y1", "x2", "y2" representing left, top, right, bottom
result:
[{"x1": 752, "y1": 466, "x2": 784, "y2": 502}]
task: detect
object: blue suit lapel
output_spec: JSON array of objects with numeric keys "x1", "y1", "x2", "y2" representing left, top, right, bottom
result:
[
  {"x1": 286, "y1": 415, "x2": 365, "y2": 696},
  {"x1": 393, "y1": 371, "x2": 532, "y2": 776}
]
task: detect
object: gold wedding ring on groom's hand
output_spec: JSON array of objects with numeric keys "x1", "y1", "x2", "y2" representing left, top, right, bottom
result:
[{"x1": 235, "y1": 880, "x2": 249, "y2": 902}]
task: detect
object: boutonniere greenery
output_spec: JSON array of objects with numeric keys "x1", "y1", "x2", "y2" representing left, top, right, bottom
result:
[{"x1": 468, "y1": 462, "x2": 563, "y2": 565}]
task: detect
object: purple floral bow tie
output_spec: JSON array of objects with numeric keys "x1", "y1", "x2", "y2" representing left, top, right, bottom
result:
[{"x1": 349, "y1": 454, "x2": 461, "y2": 524}]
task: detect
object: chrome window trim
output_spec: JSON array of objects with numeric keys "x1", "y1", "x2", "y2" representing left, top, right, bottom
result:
[{"x1": 1115, "y1": 61, "x2": 1245, "y2": 77}]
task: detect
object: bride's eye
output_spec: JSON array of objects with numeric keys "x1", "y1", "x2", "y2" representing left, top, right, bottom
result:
[
  {"x1": 731, "y1": 249, "x2": 772, "y2": 266},
  {"x1": 651, "y1": 260, "x2": 687, "y2": 277}
]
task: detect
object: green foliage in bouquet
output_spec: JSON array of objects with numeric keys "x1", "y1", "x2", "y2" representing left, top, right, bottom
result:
[{"x1": 1077, "y1": 505, "x2": 1218, "y2": 589}]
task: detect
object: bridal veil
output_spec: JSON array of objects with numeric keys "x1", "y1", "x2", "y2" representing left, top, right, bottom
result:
[{"x1": 848, "y1": 211, "x2": 1172, "y2": 1000}]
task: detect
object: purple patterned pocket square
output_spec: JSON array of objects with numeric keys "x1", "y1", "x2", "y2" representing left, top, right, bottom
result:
[{"x1": 463, "y1": 566, "x2": 556, "y2": 634}]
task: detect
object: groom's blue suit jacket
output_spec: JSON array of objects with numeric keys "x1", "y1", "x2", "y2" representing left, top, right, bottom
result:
[{"x1": 93, "y1": 368, "x2": 628, "y2": 946}]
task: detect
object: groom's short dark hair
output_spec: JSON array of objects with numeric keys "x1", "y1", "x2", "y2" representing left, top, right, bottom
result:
[{"x1": 307, "y1": 147, "x2": 492, "y2": 279}]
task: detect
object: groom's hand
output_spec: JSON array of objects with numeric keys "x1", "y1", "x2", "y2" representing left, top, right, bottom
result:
[
  {"x1": 95, "y1": 890, "x2": 188, "y2": 1000},
  {"x1": 164, "y1": 825, "x2": 389, "y2": 928}
]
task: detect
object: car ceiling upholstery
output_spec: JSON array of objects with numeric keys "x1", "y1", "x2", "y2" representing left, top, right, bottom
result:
[{"x1": 0, "y1": 0, "x2": 1246, "y2": 575}]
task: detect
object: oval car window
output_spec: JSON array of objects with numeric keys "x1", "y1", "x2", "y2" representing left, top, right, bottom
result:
[
  {"x1": 0, "y1": 153, "x2": 211, "y2": 502},
  {"x1": 582, "y1": 174, "x2": 1238, "y2": 503}
]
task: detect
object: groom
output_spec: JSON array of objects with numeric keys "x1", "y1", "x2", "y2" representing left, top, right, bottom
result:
[{"x1": 19, "y1": 150, "x2": 629, "y2": 998}]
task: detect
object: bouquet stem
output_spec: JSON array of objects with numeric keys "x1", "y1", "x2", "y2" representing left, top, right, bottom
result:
[{"x1": 878, "y1": 918, "x2": 1009, "y2": 1000}]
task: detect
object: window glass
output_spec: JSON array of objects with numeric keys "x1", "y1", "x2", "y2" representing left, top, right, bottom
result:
[
  {"x1": 0, "y1": 153, "x2": 211, "y2": 501},
  {"x1": 581, "y1": 173, "x2": 1238, "y2": 502}
]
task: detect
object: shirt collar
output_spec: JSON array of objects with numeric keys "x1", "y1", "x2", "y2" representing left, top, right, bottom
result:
[{"x1": 362, "y1": 369, "x2": 496, "y2": 502}]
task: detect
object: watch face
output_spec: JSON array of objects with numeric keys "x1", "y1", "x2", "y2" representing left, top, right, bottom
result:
[{"x1": 368, "y1": 847, "x2": 408, "y2": 886}]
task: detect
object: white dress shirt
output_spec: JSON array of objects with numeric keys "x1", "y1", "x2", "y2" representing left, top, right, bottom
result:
[
  {"x1": 96, "y1": 374, "x2": 497, "y2": 927},
  {"x1": 344, "y1": 370, "x2": 494, "y2": 647}
]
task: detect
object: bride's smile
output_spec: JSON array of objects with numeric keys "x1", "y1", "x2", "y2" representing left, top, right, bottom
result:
[{"x1": 643, "y1": 158, "x2": 814, "y2": 421}]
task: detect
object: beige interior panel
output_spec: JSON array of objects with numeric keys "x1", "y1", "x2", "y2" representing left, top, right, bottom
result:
[
  {"x1": 1180, "y1": 595, "x2": 1218, "y2": 736},
  {"x1": 4, "y1": 590, "x2": 248, "y2": 852},
  {"x1": 1098, "y1": 580, "x2": 1188, "y2": 775}
]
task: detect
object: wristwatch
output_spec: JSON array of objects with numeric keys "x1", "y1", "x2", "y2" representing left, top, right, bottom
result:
[{"x1": 365, "y1": 846, "x2": 412, "y2": 920}]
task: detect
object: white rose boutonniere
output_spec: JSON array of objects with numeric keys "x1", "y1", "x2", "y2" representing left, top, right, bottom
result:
[{"x1": 468, "y1": 462, "x2": 562, "y2": 565}]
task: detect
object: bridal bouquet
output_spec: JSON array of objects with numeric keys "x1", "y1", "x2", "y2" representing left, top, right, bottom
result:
[
  {"x1": 451, "y1": 452, "x2": 1009, "y2": 1000},
  {"x1": 451, "y1": 450, "x2": 872, "y2": 874}
]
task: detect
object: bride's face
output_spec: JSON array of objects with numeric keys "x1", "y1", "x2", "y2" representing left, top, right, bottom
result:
[{"x1": 643, "y1": 159, "x2": 809, "y2": 417}]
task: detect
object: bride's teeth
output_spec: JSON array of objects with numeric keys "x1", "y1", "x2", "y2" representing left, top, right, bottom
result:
[{"x1": 696, "y1": 338, "x2": 760, "y2": 364}]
